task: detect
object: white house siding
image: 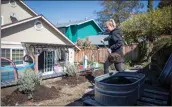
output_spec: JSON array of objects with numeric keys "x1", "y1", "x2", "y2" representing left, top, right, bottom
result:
[
  {"x1": 1, "y1": 19, "x2": 67, "y2": 44},
  {"x1": 1, "y1": 0, "x2": 35, "y2": 25}
]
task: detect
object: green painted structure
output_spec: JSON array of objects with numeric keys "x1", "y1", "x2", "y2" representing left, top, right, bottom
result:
[{"x1": 57, "y1": 19, "x2": 103, "y2": 43}]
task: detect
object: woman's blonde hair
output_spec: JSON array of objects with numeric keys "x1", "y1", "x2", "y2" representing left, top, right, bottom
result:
[{"x1": 105, "y1": 19, "x2": 116, "y2": 28}]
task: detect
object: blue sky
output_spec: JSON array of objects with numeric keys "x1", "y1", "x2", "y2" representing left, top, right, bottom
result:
[{"x1": 25, "y1": 1, "x2": 160, "y2": 25}]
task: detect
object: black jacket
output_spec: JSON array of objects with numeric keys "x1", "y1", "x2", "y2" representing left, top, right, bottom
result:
[{"x1": 103, "y1": 28, "x2": 124, "y2": 56}]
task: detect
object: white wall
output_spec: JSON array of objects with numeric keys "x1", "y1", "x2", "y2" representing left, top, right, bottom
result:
[
  {"x1": 1, "y1": 19, "x2": 70, "y2": 44},
  {"x1": 1, "y1": 0, "x2": 35, "y2": 25}
]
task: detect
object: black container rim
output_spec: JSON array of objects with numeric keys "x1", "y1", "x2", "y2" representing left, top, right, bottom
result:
[{"x1": 94, "y1": 72, "x2": 145, "y2": 87}]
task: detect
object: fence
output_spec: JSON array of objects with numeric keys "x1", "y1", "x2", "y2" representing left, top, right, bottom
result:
[{"x1": 74, "y1": 43, "x2": 139, "y2": 63}]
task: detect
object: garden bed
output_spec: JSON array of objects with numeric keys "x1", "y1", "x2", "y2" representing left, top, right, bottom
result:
[{"x1": 1, "y1": 70, "x2": 104, "y2": 106}]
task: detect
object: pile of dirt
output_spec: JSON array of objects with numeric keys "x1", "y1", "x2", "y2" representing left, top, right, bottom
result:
[
  {"x1": 54, "y1": 70, "x2": 104, "y2": 87},
  {"x1": 93, "y1": 70, "x2": 104, "y2": 77},
  {"x1": 1, "y1": 85, "x2": 61, "y2": 106},
  {"x1": 1, "y1": 89, "x2": 28, "y2": 106},
  {"x1": 32, "y1": 85, "x2": 60, "y2": 102},
  {"x1": 55, "y1": 75, "x2": 88, "y2": 87}
]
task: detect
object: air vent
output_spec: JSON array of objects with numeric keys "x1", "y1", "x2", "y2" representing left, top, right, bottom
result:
[
  {"x1": 9, "y1": 0, "x2": 17, "y2": 8},
  {"x1": 34, "y1": 20, "x2": 43, "y2": 31}
]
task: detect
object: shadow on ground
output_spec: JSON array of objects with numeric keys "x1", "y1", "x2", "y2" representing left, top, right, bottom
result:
[{"x1": 66, "y1": 98, "x2": 83, "y2": 106}]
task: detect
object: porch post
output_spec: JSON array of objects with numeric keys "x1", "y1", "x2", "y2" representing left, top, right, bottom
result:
[{"x1": 34, "y1": 54, "x2": 39, "y2": 72}]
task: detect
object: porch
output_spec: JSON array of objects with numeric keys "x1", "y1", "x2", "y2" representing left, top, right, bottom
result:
[{"x1": 1, "y1": 42, "x2": 76, "y2": 87}]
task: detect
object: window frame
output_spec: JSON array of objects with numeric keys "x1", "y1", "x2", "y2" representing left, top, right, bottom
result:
[{"x1": 1, "y1": 48, "x2": 25, "y2": 66}]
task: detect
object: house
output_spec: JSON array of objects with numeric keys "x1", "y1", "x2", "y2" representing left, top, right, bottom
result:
[
  {"x1": 1, "y1": 0, "x2": 80, "y2": 86},
  {"x1": 56, "y1": 19, "x2": 103, "y2": 43}
]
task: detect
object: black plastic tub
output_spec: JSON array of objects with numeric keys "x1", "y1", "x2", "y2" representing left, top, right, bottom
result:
[{"x1": 94, "y1": 72, "x2": 145, "y2": 106}]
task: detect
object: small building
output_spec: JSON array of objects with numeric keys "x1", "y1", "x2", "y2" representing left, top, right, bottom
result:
[{"x1": 56, "y1": 19, "x2": 103, "y2": 43}]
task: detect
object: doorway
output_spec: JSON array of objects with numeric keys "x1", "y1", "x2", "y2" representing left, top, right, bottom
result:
[{"x1": 38, "y1": 51, "x2": 55, "y2": 75}]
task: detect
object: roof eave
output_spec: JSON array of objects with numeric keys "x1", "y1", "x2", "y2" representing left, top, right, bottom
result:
[
  {"x1": 1, "y1": 15, "x2": 41, "y2": 30},
  {"x1": 19, "y1": 1, "x2": 38, "y2": 16}
]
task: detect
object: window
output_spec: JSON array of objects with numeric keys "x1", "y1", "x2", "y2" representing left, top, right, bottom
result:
[
  {"x1": 12, "y1": 49, "x2": 24, "y2": 65},
  {"x1": 1, "y1": 16, "x2": 4, "y2": 25},
  {"x1": 1, "y1": 48, "x2": 24, "y2": 66},
  {"x1": 1, "y1": 49, "x2": 11, "y2": 66}
]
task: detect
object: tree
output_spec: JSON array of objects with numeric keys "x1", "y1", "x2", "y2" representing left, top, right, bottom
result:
[
  {"x1": 147, "y1": 0, "x2": 153, "y2": 12},
  {"x1": 95, "y1": 0, "x2": 143, "y2": 30},
  {"x1": 158, "y1": 0, "x2": 172, "y2": 8},
  {"x1": 147, "y1": 0, "x2": 154, "y2": 41}
]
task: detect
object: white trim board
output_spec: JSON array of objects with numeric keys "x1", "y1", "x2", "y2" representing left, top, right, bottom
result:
[
  {"x1": 1, "y1": 41, "x2": 22, "y2": 45},
  {"x1": 1, "y1": 16, "x2": 41, "y2": 30},
  {"x1": 1, "y1": 16, "x2": 4, "y2": 25},
  {"x1": 19, "y1": 1, "x2": 38, "y2": 16}
]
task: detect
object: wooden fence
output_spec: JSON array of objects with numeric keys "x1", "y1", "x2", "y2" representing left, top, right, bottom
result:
[{"x1": 74, "y1": 43, "x2": 139, "y2": 63}]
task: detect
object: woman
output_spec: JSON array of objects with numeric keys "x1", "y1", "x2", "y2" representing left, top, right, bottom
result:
[{"x1": 102, "y1": 19, "x2": 124, "y2": 74}]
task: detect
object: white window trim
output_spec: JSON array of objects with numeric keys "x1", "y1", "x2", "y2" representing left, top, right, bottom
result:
[
  {"x1": 34, "y1": 20, "x2": 43, "y2": 31},
  {"x1": 1, "y1": 47, "x2": 25, "y2": 66},
  {"x1": 1, "y1": 41, "x2": 22, "y2": 45},
  {"x1": 1, "y1": 16, "x2": 4, "y2": 25}
]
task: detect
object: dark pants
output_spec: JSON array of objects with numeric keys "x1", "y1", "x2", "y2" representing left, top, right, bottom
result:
[{"x1": 104, "y1": 58, "x2": 123, "y2": 74}]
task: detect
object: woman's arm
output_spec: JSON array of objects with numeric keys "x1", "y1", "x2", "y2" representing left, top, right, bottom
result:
[
  {"x1": 103, "y1": 35, "x2": 111, "y2": 41},
  {"x1": 110, "y1": 40, "x2": 123, "y2": 50}
]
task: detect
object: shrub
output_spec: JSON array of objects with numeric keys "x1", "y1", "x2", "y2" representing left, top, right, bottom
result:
[
  {"x1": 16, "y1": 68, "x2": 42, "y2": 98},
  {"x1": 99, "y1": 63, "x2": 104, "y2": 71},
  {"x1": 120, "y1": 6, "x2": 172, "y2": 43},
  {"x1": 76, "y1": 38, "x2": 97, "y2": 49},
  {"x1": 151, "y1": 37, "x2": 172, "y2": 57},
  {"x1": 64, "y1": 63, "x2": 79, "y2": 76}
]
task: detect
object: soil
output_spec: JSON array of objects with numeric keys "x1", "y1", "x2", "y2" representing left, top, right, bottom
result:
[
  {"x1": 1, "y1": 70, "x2": 104, "y2": 106},
  {"x1": 1, "y1": 85, "x2": 61, "y2": 106},
  {"x1": 54, "y1": 75, "x2": 88, "y2": 87}
]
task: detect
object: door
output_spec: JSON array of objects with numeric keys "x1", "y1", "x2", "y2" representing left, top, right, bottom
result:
[{"x1": 38, "y1": 51, "x2": 55, "y2": 75}]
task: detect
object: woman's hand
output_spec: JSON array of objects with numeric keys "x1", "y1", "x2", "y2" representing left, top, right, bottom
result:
[{"x1": 107, "y1": 48, "x2": 111, "y2": 54}]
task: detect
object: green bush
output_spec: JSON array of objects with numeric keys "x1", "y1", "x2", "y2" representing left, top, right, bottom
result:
[
  {"x1": 120, "y1": 6, "x2": 172, "y2": 43},
  {"x1": 64, "y1": 63, "x2": 79, "y2": 76},
  {"x1": 154, "y1": 37, "x2": 172, "y2": 48},
  {"x1": 99, "y1": 64, "x2": 104, "y2": 71},
  {"x1": 16, "y1": 69, "x2": 42, "y2": 95},
  {"x1": 151, "y1": 37, "x2": 172, "y2": 56}
]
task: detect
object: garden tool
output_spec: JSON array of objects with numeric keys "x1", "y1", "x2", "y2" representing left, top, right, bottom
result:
[{"x1": 101, "y1": 40, "x2": 111, "y2": 54}]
